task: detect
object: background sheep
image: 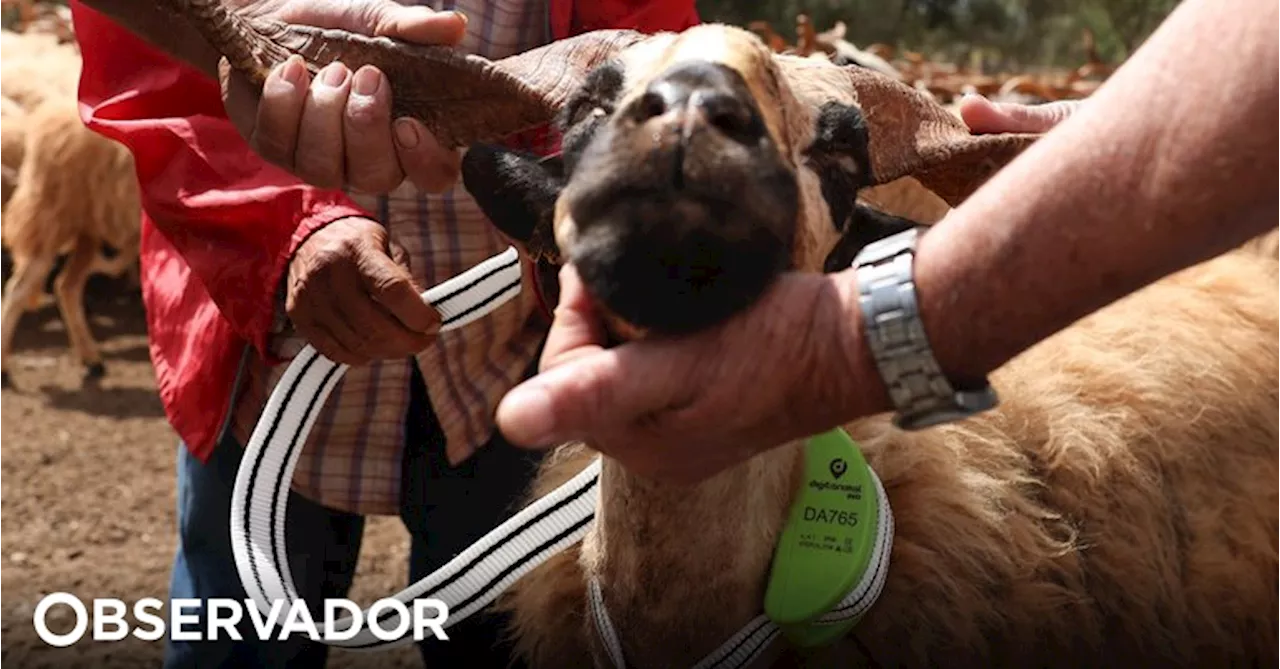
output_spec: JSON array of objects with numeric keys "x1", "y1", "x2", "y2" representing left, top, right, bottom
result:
[
  {"x1": 1, "y1": 28, "x2": 80, "y2": 207},
  {"x1": 0, "y1": 97, "x2": 142, "y2": 386},
  {"x1": 2, "y1": 94, "x2": 26, "y2": 205},
  {"x1": 0, "y1": 22, "x2": 143, "y2": 385},
  {"x1": 0, "y1": 28, "x2": 80, "y2": 109}
]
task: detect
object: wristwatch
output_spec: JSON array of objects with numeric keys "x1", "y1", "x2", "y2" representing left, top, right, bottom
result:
[{"x1": 850, "y1": 226, "x2": 998, "y2": 430}]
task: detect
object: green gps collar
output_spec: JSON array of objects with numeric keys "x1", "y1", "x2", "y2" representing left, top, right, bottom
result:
[{"x1": 763, "y1": 427, "x2": 885, "y2": 647}]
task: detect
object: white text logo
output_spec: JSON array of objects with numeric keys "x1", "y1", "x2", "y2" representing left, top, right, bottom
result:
[{"x1": 33, "y1": 593, "x2": 450, "y2": 647}]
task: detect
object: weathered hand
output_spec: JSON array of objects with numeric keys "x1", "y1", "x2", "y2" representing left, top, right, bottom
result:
[
  {"x1": 957, "y1": 94, "x2": 1083, "y2": 134},
  {"x1": 219, "y1": 0, "x2": 467, "y2": 194},
  {"x1": 286, "y1": 216, "x2": 440, "y2": 366},
  {"x1": 494, "y1": 266, "x2": 890, "y2": 485}
]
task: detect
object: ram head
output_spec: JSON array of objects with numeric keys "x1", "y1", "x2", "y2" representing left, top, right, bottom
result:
[{"x1": 170, "y1": 0, "x2": 1039, "y2": 339}]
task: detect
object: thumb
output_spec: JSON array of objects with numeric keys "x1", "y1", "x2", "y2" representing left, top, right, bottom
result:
[
  {"x1": 386, "y1": 233, "x2": 414, "y2": 277},
  {"x1": 959, "y1": 94, "x2": 1083, "y2": 134},
  {"x1": 356, "y1": 221, "x2": 439, "y2": 333},
  {"x1": 359, "y1": 1, "x2": 469, "y2": 45},
  {"x1": 496, "y1": 350, "x2": 627, "y2": 447},
  {"x1": 537, "y1": 265, "x2": 609, "y2": 373},
  {"x1": 497, "y1": 338, "x2": 685, "y2": 448},
  {"x1": 287, "y1": 1, "x2": 469, "y2": 45}
]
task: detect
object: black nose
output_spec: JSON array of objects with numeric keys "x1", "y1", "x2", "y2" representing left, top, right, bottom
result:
[{"x1": 630, "y1": 62, "x2": 766, "y2": 144}]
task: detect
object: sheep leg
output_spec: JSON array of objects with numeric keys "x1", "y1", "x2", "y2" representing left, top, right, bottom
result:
[
  {"x1": 92, "y1": 244, "x2": 138, "y2": 279},
  {"x1": 92, "y1": 243, "x2": 141, "y2": 290},
  {"x1": 52, "y1": 236, "x2": 105, "y2": 380},
  {"x1": 0, "y1": 253, "x2": 54, "y2": 388},
  {"x1": 25, "y1": 286, "x2": 50, "y2": 310}
]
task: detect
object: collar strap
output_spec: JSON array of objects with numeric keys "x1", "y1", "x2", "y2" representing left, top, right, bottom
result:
[
  {"x1": 589, "y1": 432, "x2": 894, "y2": 668},
  {"x1": 229, "y1": 247, "x2": 604, "y2": 650},
  {"x1": 229, "y1": 249, "x2": 893, "y2": 659}
]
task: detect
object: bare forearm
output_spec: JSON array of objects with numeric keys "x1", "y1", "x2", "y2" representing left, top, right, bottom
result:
[
  {"x1": 80, "y1": 0, "x2": 222, "y2": 78},
  {"x1": 899, "y1": 0, "x2": 1277, "y2": 388}
]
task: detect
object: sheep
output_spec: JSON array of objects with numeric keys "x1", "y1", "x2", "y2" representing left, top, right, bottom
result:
[
  {"x1": 1, "y1": 28, "x2": 77, "y2": 207},
  {"x1": 2, "y1": 94, "x2": 26, "y2": 205},
  {"x1": 1, "y1": 28, "x2": 83, "y2": 183},
  {"x1": 0, "y1": 94, "x2": 49, "y2": 312},
  {"x1": 0, "y1": 27, "x2": 143, "y2": 383},
  {"x1": 0, "y1": 28, "x2": 81, "y2": 109},
  {"x1": 1, "y1": 27, "x2": 81, "y2": 281},
  {"x1": 148, "y1": 5, "x2": 1279, "y2": 667},
  {"x1": 0, "y1": 97, "x2": 142, "y2": 386},
  {"x1": 1, "y1": 0, "x2": 76, "y2": 44},
  {"x1": 457, "y1": 31, "x2": 1278, "y2": 669}
]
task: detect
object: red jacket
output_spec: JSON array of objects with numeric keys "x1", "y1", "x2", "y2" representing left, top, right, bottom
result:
[{"x1": 70, "y1": 0, "x2": 699, "y2": 462}]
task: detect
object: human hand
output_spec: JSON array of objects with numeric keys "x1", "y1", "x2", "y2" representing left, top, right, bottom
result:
[
  {"x1": 494, "y1": 266, "x2": 891, "y2": 485},
  {"x1": 286, "y1": 216, "x2": 440, "y2": 366},
  {"x1": 956, "y1": 94, "x2": 1083, "y2": 134},
  {"x1": 219, "y1": 0, "x2": 468, "y2": 194}
]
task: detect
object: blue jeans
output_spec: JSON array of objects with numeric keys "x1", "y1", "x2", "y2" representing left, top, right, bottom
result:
[{"x1": 163, "y1": 366, "x2": 543, "y2": 668}]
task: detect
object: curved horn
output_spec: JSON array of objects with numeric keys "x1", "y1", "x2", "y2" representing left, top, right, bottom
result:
[
  {"x1": 166, "y1": 0, "x2": 646, "y2": 147},
  {"x1": 780, "y1": 55, "x2": 1041, "y2": 206}
]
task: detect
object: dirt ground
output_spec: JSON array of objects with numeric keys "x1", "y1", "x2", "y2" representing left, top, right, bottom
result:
[{"x1": 1, "y1": 276, "x2": 423, "y2": 668}]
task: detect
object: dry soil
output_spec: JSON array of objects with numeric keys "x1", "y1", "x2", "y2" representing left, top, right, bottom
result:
[{"x1": 2, "y1": 276, "x2": 424, "y2": 668}]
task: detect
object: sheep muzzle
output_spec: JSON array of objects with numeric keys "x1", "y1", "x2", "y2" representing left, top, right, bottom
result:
[{"x1": 558, "y1": 60, "x2": 800, "y2": 336}]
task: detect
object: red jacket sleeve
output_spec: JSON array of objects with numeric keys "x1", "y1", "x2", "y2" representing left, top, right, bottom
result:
[
  {"x1": 554, "y1": 0, "x2": 700, "y2": 38},
  {"x1": 70, "y1": 1, "x2": 372, "y2": 359}
]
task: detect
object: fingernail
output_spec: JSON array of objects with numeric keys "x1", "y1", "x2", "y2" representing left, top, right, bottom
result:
[
  {"x1": 498, "y1": 386, "x2": 555, "y2": 445},
  {"x1": 352, "y1": 66, "x2": 381, "y2": 96},
  {"x1": 394, "y1": 118, "x2": 421, "y2": 149},
  {"x1": 277, "y1": 55, "x2": 305, "y2": 87},
  {"x1": 320, "y1": 63, "x2": 349, "y2": 87},
  {"x1": 448, "y1": 10, "x2": 469, "y2": 27}
]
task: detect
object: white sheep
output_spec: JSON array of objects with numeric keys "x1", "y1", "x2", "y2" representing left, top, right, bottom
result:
[{"x1": 0, "y1": 97, "x2": 142, "y2": 386}]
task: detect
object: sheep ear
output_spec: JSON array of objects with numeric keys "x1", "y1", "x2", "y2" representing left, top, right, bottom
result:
[
  {"x1": 801, "y1": 102, "x2": 926, "y2": 271},
  {"x1": 782, "y1": 57, "x2": 1039, "y2": 207},
  {"x1": 821, "y1": 203, "x2": 919, "y2": 273},
  {"x1": 460, "y1": 144, "x2": 565, "y2": 265},
  {"x1": 165, "y1": 0, "x2": 644, "y2": 148},
  {"x1": 805, "y1": 101, "x2": 875, "y2": 237}
]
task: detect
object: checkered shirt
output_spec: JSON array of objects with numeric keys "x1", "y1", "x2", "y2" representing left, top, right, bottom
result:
[{"x1": 228, "y1": 0, "x2": 553, "y2": 516}]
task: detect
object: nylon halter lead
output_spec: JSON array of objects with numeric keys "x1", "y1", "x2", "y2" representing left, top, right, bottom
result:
[{"x1": 230, "y1": 246, "x2": 894, "y2": 665}]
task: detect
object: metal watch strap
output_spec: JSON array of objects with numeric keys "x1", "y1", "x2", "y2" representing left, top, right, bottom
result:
[{"x1": 851, "y1": 227, "x2": 998, "y2": 430}]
